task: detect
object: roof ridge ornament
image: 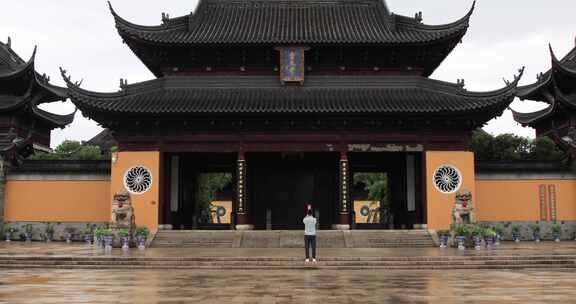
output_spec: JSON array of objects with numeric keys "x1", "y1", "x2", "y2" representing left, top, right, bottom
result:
[
  {"x1": 7, "y1": 36, "x2": 11, "y2": 48},
  {"x1": 503, "y1": 67, "x2": 525, "y2": 87},
  {"x1": 536, "y1": 72, "x2": 545, "y2": 82},
  {"x1": 59, "y1": 67, "x2": 83, "y2": 87},
  {"x1": 120, "y1": 78, "x2": 129, "y2": 90},
  {"x1": 162, "y1": 13, "x2": 170, "y2": 26},
  {"x1": 415, "y1": 12, "x2": 423, "y2": 23},
  {"x1": 457, "y1": 79, "x2": 465, "y2": 90}
]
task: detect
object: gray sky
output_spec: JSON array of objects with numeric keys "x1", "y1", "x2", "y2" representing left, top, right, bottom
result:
[{"x1": 1, "y1": 0, "x2": 575, "y2": 147}]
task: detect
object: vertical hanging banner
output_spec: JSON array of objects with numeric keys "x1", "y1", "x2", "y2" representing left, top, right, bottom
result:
[{"x1": 279, "y1": 47, "x2": 306, "y2": 84}]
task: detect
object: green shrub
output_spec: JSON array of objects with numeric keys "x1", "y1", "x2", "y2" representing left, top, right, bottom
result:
[
  {"x1": 511, "y1": 225, "x2": 521, "y2": 235},
  {"x1": 437, "y1": 230, "x2": 450, "y2": 237},
  {"x1": 118, "y1": 229, "x2": 130, "y2": 238},
  {"x1": 551, "y1": 223, "x2": 562, "y2": 234},
  {"x1": 135, "y1": 227, "x2": 150, "y2": 238}
]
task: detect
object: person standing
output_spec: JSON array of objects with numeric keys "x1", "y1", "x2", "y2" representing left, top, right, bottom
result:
[{"x1": 303, "y1": 209, "x2": 317, "y2": 263}]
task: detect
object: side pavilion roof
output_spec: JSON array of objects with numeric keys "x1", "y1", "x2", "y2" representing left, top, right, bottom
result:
[
  {"x1": 512, "y1": 45, "x2": 576, "y2": 126},
  {"x1": 0, "y1": 40, "x2": 75, "y2": 128}
]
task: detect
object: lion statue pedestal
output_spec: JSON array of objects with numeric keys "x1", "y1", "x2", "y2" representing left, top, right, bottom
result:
[
  {"x1": 452, "y1": 190, "x2": 476, "y2": 226},
  {"x1": 111, "y1": 192, "x2": 136, "y2": 230}
]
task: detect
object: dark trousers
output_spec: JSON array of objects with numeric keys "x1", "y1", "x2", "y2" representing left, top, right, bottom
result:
[{"x1": 304, "y1": 235, "x2": 316, "y2": 259}]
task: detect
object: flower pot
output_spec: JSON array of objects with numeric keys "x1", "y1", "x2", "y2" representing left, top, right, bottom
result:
[
  {"x1": 25, "y1": 233, "x2": 32, "y2": 243},
  {"x1": 456, "y1": 236, "x2": 466, "y2": 250},
  {"x1": 553, "y1": 233, "x2": 561, "y2": 242},
  {"x1": 473, "y1": 236, "x2": 482, "y2": 250},
  {"x1": 121, "y1": 237, "x2": 130, "y2": 250},
  {"x1": 512, "y1": 234, "x2": 521, "y2": 242},
  {"x1": 136, "y1": 236, "x2": 146, "y2": 250},
  {"x1": 5, "y1": 232, "x2": 11, "y2": 242},
  {"x1": 103, "y1": 236, "x2": 114, "y2": 250},
  {"x1": 84, "y1": 235, "x2": 93, "y2": 245},
  {"x1": 533, "y1": 233, "x2": 541, "y2": 243},
  {"x1": 439, "y1": 235, "x2": 449, "y2": 248},
  {"x1": 484, "y1": 237, "x2": 494, "y2": 249},
  {"x1": 495, "y1": 234, "x2": 502, "y2": 246}
]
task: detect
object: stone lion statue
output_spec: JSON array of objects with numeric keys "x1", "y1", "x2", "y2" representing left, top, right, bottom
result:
[
  {"x1": 111, "y1": 191, "x2": 135, "y2": 230},
  {"x1": 452, "y1": 190, "x2": 475, "y2": 226}
]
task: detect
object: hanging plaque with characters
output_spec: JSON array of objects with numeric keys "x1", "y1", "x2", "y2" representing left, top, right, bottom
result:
[{"x1": 279, "y1": 47, "x2": 306, "y2": 84}]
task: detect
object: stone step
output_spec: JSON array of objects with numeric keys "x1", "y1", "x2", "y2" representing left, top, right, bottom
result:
[{"x1": 152, "y1": 229, "x2": 436, "y2": 248}]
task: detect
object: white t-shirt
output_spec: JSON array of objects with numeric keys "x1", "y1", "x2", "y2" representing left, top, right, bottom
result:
[{"x1": 303, "y1": 215, "x2": 317, "y2": 236}]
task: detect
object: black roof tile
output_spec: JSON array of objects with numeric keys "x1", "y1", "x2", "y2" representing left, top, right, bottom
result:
[
  {"x1": 110, "y1": 0, "x2": 474, "y2": 45},
  {"x1": 63, "y1": 74, "x2": 519, "y2": 117}
]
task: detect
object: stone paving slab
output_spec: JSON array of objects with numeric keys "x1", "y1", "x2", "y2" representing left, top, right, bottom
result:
[
  {"x1": 1, "y1": 268, "x2": 576, "y2": 303},
  {"x1": 1, "y1": 241, "x2": 576, "y2": 258}
]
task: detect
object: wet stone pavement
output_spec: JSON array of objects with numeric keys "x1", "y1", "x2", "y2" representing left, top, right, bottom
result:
[
  {"x1": 1, "y1": 242, "x2": 576, "y2": 303},
  {"x1": 1, "y1": 268, "x2": 576, "y2": 303}
]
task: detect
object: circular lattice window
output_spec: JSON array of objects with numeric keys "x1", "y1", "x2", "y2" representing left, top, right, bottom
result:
[
  {"x1": 433, "y1": 165, "x2": 462, "y2": 194},
  {"x1": 123, "y1": 166, "x2": 153, "y2": 194}
]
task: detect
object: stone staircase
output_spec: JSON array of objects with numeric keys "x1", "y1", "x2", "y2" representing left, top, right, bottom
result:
[
  {"x1": 151, "y1": 230, "x2": 434, "y2": 248},
  {"x1": 151, "y1": 230, "x2": 236, "y2": 248},
  {"x1": 0, "y1": 255, "x2": 574, "y2": 270}
]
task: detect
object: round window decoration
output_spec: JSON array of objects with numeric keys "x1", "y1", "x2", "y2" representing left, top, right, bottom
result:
[
  {"x1": 433, "y1": 165, "x2": 462, "y2": 194},
  {"x1": 123, "y1": 166, "x2": 153, "y2": 194}
]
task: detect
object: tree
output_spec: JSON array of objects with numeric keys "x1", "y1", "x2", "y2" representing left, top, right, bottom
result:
[
  {"x1": 530, "y1": 137, "x2": 565, "y2": 161},
  {"x1": 353, "y1": 173, "x2": 389, "y2": 207},
  {"x1": 30, "y1": 140, "x2": 104, "y2": 160},
  {"x1": 468, "y1": 130, "x2": 566, "y2": 161}
]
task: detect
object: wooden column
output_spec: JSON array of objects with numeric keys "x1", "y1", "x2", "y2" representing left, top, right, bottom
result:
[
  {"x1": 335, "y1": 151, "x2": 350, "y2": 230},
  {"x1": 235, "y1": 152, "x2": 253, "y2": 230}
]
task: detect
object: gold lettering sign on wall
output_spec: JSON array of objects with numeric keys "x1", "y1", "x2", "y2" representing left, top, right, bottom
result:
[
  {"x1": 539, "y1": 185, "x2": 547, "y2": 221},
  {"x1": 548, "y1": 185, "x2": 557, "y2": 223}
]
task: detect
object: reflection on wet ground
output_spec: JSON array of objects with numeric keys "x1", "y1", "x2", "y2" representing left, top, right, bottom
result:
[{"x1": 0, "y1": 268, "x2": 575, "y2": 303}]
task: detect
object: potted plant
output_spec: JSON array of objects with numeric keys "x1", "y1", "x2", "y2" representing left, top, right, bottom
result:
[
  {"x1": 551, "y1": 223, "x2": 562, "y2": 242},
  {"x1": 44, "y1": 222, "x2": 55, "y2": 242},
  {"x1": 437, "y1": 230, "x2": 450, "y2": 248},
  {"x1": 83, "y1": 224, "x2": 95, "y2": 245},
  {"x1": 23, "y1": 224, "x2": 34, "y2": 242},
  {"x1": 102, "y1": 229, "x2": 114, "y2": 250},
  {"x1": 493, "y1": 224, "x2": 504, "y2": 245},
  {"x1": 94, "y1": 228, "x2": 106, "y2": 247},
  {"x1": 530, "y1": 223, "x2": 541, "y2": 242},
  {"x1": 483, "y1": 228, "x2": 497, "y2": 249},
  {"x1": 471, "y1": 225, "x2": 484, "y2": 250},
  {"x1": 118, "y1": 229, "x2": 131, "y2": 250},
  {"x1": 64, "y1": 227, "x2": 76, "y2": 243},
  {"x1": 135, "y1": 227, "x2": 150, "y2": 250},
  {"x1": 4, "y1": 224, "x2": 18, "y2": 242},
  {"x1": 454, "y1": 225, "x2": 468, "y2": 250},
  {"x1": 511, "y1": 225, "x2": 521, "y2": 242}
]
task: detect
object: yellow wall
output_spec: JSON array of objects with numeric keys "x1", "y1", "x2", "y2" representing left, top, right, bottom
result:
[
  {"x1": 476, "y1": 180, "x2": 576, "y2": 222},
  {"x1": 5, "y1": 180, "x2": 110, "y2": 222},
  {"x1": 426, "y1": 151, "x2": 475, "y2": 230},
  {"x1": 111, "y1": 151, "x2": 160, "y2": 231}
]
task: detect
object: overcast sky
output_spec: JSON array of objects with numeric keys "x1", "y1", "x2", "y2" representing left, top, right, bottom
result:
[{"x1": 1, "y1": 0, "x2": 575, "y2": 147}]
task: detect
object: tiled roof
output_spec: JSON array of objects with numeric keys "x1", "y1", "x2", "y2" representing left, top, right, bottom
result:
[
  {"x1": 0, "y1": 41, "x2": 74, "y2": 128},
  {"x1": 110, "y1": 0, "x2": 474, "y2": 45},
  {"x1": 512, "y1": 45, "x2": 576, "y2": 126},
  {"x1": 64, "y1": 74, "x2": 520, "y2": 117}
]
